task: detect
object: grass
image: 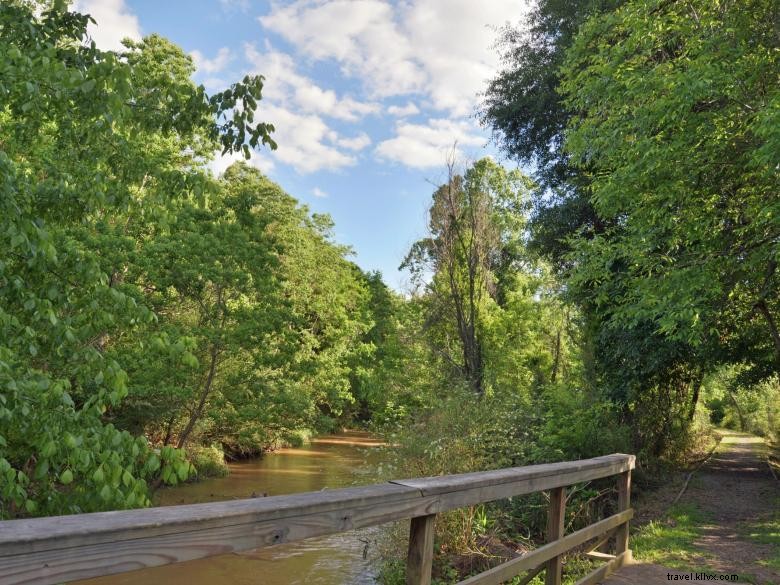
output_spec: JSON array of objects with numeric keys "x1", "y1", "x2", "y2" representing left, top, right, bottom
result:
[
  {"x1": 631, "y1": 503, "x2": 715, "y2": 571},
  {"x1": 741, "y1": 498, "x2": 780, "y2": 571}
]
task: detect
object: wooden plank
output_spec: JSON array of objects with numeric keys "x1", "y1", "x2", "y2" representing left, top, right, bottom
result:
[
  {"x1": 406, "y1": 514, "x2": 436, "y2": 585},
  {"x1": 573, "y1": 550, "x2": 629, "y2": 585},
  {"x1": 0, "y1": 486, "x2": 437, "y2": 585},
  {"x1": 0, "y1": 455, "x2": 634, "y2": 556},
  {"x1": 584, "y1": 527, "x2": 618, "y2": 555},
  {"x1": 584, "y1": 551, "x2": 615, "y2": 561},
  {"x1": 429, "y1": 460, "x2": 634, "y2": 513},
  {"x1": 393, "y1": 455, "x2": 635, "y2": 496},
  {"x1": 0, "y1": 454, "x2": 635, "y2": 585},
  {"x1": 0, "y1": 483, "x2": 421, "y2": 555},
  {"x1": 516, "y1": 563, "x2": 544, "y2": 585},
  {"x1": 545, "y1": 487, "x2": 565, "y2": 585},
  {"x1": 615, "y1": 470, "x2": 631, "y2": 555},
  {"x1": 455, "y1": 510, "x2": 632, "y2": 585}
]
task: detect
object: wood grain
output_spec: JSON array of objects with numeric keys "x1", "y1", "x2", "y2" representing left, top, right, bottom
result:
[
  {"x1": 406, "y1": 514, "x2": 436, "y2": 585},
  {"x1": 545, "y1": 487, "x2": 565, "y2": 585},
  {"x1": 0, "y1": 454, "x2": 635, "y2": 585},
  {"x1": 573, "y1": 550, "x2": 629, "y2": 585},
  {"x1": 615, "y1": 470, "x2": 631, "y2": 555}
]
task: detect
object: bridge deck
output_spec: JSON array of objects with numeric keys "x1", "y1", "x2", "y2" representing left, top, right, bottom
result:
[{"x1": 603, "y1": 563, "x2": 720, "y2": 584}]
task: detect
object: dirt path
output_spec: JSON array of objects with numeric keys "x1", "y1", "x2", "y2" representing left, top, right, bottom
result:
[
  {"x1": 683, "y1": 431, "x2": 778, "y2": 583},
  {"x1": 605, "y1": 430, "x2": 779, "y2": 585}
]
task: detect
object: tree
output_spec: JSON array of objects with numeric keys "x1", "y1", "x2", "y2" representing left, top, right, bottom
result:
[
  {"x1": 481, "y1": 0, "x2": 624, "y2": 191},
  {"x1": 403, "y1": 157, "x2": 532, "y2": 394},
  {"x1": 560, "y1": 0, "x2": 779, "y2": 378},
  {"x1": 0, "y1": 2, "x2": 274, "y2": 517},
  {"x1": 124, "y1": 179, "x2": 281, "y2": 451}
]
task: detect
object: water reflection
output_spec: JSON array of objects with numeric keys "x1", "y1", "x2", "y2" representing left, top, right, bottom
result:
[{"x1": 77, "y1": 431, "x2": 388, "y2": 585}]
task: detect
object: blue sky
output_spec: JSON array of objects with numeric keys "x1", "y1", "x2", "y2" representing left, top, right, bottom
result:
[{"x1": 74, "y1": 0, "x2": 530, "y2": 290}]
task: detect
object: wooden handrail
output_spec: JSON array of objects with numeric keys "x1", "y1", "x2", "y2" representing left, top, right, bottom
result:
[{"x1": 0, "y1": 453, "x2": 635, "y2": 585}]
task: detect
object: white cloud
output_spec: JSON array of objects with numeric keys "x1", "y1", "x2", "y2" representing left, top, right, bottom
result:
[
  {"x1": 245, "y1": 43, "x2": 379, "y2": 122},
  {"x1": 259, "y1": 0, "x2": 530, "y2": 116},
  {"x1": 74, "y1": 0, "x2": 141, "y2": 52},
  {"x1": 208, "y1": 150, "x2": 275, "y2": 177},
  {"x1": 312, "y1": 187, "x2": 328, "y2": 198},
  {"x1": 387, "y1": 102, "x2": 420, "y2": 117},
  {"x1": 335, "y1": 132, "x2": 371, "y2": 151},
  {"x1": 201, "y1": 76, "x2": 229, "y2": 91},
  {"x1": 262, "y1": 105, "x2": 357, "y2": 173},
  {"x1": 191, "y1": 47, "x2": 233, "y2": 74},
  {"x1": 242, "y1": 44, "x2": 377, "y2": 173},
  {"x1": 259, "y1": 1, "x2": 425, "y2": 98},
  {"x1": 375, "y1": 118, "x2": 485, "y2": 169}
]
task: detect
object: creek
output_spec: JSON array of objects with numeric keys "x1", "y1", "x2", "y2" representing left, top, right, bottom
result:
[{"x1": 78, "y1": 431, "x2": 388, "y2": 585}]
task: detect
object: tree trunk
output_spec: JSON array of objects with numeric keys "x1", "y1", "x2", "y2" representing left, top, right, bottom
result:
[
  {"x1": 688, "y1": 370, "x2": 704, "y2": 421},
  {"x1": 727, "y1": 390, "x2": 746, "y2": 431},
  {"x1": 162, "y1": 414, "x2": 176, "y2": 446},
  {"x1": 177, "y1": 345, "x2": 219, "y2": 449},
  {"x1": 551, "y1": 327, "x2": 562, "y2": 384}
]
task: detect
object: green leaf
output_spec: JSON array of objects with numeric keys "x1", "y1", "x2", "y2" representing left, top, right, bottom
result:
[{"x1": 60, "y1": 469, "x2": 74, "y2": 485}]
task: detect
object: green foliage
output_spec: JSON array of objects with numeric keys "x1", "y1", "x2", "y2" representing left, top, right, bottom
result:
[
  {"x1": 483, "y1": 0, "x2": 779, "y2": 464},
  {"x1": 561, "y1": 0, "x2": 779, "y2": 372},
  {"x1": 534, "y1": 385, "x2": 630, "y2": 462},
  {"x1": 0, "y1": 2, "x2": 273, "y2": 517},
  {"x1": 102, "y1": 162, "x2": 379, "y2": 458},
  {"x1": 402, "y1": 157, "x2": 534, "y2": 395},
  {"x1": 703, "y1": 370, "x2": 779, "y2": 443},
  {"x1": 187, "y1": 445, "x2": 229, "y2": 479},
  {"x1": 481, "y1": 0, "x2": 623, "y2": 189}
]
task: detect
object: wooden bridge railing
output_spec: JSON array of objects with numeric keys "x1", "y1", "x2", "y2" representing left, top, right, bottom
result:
[{"x1": 0, "y1": 453, "x2": 634, "y2": 585}]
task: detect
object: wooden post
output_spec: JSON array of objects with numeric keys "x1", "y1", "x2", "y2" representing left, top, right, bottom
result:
[
  {"x1": 545, "y1": 486, "x2": 565, "y2": 585},
  {"x1": 615, "y1": 470, "x2": 631, "y2": 556},
  {"x1": 406, "y1": 514, "x2": 436, "y2": 585}
]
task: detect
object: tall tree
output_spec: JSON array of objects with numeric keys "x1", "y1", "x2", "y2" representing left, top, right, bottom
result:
[
  {"x1": 561, "y1": 0, "x2": 780, "y2": 377},
  {"x1": 481, "y1": 0, "x2": 623, "y2": 192},
  {"x1": 403, "y1": 157, "x2": 532, "y2": 394},
  {"x1": 0, "y1": 2, "x2": 274, "y2": 517},
  {"x1": 480, "y1": 0, "x2": 723, "y2": 457}
]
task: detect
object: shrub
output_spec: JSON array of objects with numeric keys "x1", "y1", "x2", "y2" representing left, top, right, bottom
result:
[{"x1": 187, "y1": 445, "x2": 229, "y2": 479}]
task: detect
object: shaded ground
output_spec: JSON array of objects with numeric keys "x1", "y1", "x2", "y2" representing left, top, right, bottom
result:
[
  {"x1": 605, "y1": 431, "x2": 779, "y2": 585},
  {"x1": 605, "y1": 564, "x2": 730, "y2": 584}
]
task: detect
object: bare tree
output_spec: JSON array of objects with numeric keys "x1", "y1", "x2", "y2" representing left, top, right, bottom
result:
[{"x1": 402, "y1": 150, "x2": 506, "y2": 395}]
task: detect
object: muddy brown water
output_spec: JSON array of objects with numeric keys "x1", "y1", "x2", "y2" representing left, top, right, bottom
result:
[{"x1": 77, "y1": 431, "x2": 389, "y2": 585}]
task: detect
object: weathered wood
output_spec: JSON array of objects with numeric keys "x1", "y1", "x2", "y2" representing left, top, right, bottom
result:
[
  {"x1": 397, "y1": 457, "x2": 635, "y2": 514},
  {"x1": 0, "y1": 483, "x2": 421, "y2": 555},
  {"x1": 456, "y1": 510, "x2": 632, "y2": 585},
  {"x1": 0, "y1": 454, "x2": 635, "y2": 585},
  {"x1": 393, "y1": 454, "x2": 634, "y2": 496},
  {"x1": 407, "y1": 514, "x2": 436, "y2": 585},
  {"x1": 516, "y1": 563, "x2": 545, "y2": 585},
  {"x1": 585, "y1": 526, "x2": 618, "y2": 555},
  {"x1": 545, "y1": 487, "x2": 565, "y2": 585},
  {"x1": 585, "y1": 551, "x2": 616, "y2": 561},
  {"x1": 0, "y1": 484, "x2": 436, "y2": 585},
  {"x1": 615, "y1": 470, "x2": 631, "y2": 555},
  {"x1": 573, "y1": 550, "x2": 629, "y2": 585}
]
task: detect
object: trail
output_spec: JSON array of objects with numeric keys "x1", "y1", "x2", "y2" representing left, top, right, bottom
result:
[{"x1": 605, "y1": 431, "x2": 779, "y2": 585}]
